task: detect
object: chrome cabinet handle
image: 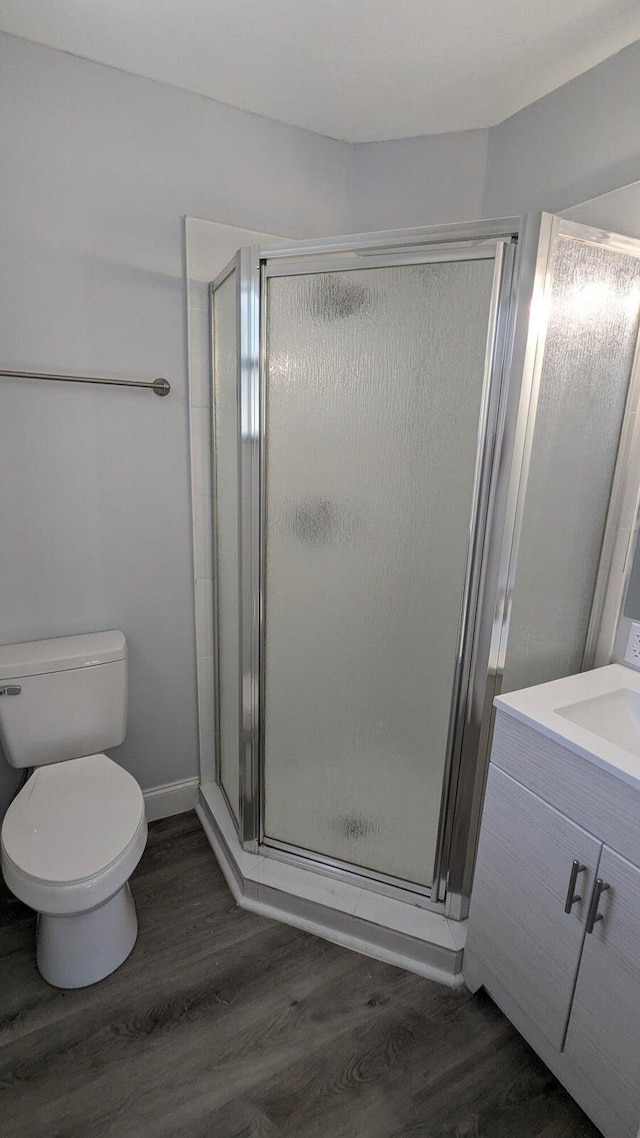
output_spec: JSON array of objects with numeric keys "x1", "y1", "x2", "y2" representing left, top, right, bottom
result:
[
  {"x1": 586, "y1": 878, "x2": 610, "y2": 934},
  {"x1": 564, "y1": 859, "x2": 587, "y2": 913}
]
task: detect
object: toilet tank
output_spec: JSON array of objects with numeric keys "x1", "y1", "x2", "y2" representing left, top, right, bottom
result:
[{"x1": 0, "y1": 631, "x2": 127, "y2": 769}]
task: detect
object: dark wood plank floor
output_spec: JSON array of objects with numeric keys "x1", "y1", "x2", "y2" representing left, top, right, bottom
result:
[{"x1": 0, "y1": 812, "x2": 601, "y2": 1138}]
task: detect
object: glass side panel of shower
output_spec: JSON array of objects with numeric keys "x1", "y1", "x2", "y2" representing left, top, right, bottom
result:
[
  {"x1": 211, "y1": 264, "x2": 241, "y2": 822},
  {"x1": 261, "y1": 258, "x2": 498, "y2": 888}
]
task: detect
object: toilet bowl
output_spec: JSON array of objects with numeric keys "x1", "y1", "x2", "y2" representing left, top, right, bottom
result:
[
  {"x1": 2, "y1": 753, "x2": 147, "y2": 987},
  {"x1": 0, "y1": 631, "x2": 148, "y2": 988}
]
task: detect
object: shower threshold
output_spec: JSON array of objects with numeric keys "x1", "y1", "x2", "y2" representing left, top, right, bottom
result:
[{"x1": 197, "y1": 782, "x2": 465, "y2": 987}]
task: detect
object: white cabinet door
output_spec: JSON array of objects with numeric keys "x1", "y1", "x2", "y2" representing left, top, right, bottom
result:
[
  {"x1": 465, "y1": 765, "x2": 602, "y2": 1050},
  {"x1": 564, "y1": 847, "x2": 640, "y2": 1138}
]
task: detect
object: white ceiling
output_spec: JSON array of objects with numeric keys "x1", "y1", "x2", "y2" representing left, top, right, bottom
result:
[{"x1": 1, "y1": 0, "x2": 640, "y2": 142}]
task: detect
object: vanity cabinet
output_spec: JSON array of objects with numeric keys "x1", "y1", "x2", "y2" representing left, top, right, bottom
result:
[
  {"x1": 563, "y1": 846, "x2": 640, "y2": 1137},
  {"x1": 467, "y1": 765, "x2": 601, "y2": 1050},
  {"x1": 465, "y1": 709, "x2": 640, "y2": 1138}
]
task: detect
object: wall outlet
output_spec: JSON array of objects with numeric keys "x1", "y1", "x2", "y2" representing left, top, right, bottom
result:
[{"x1": 624, "y1": 621, "x2": 640, "y2": 668}]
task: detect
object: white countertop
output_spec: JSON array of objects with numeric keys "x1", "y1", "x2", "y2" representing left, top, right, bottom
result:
[{"x1": 494, "y1": 663, "x2": 640, "y2": 792}]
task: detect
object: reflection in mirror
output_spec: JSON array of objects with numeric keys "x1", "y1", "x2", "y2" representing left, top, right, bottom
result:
[
  {"x1": 625, "y1": 528, "x2": 640, "y2": 620},
  {"x1": 561, "y1": 180, "x2": 640, "y2": 662}
]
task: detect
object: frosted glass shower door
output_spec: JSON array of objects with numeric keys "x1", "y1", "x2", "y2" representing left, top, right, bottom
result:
[{"x1": 263, "y1": 259, "x2": 497, "y2": 887}]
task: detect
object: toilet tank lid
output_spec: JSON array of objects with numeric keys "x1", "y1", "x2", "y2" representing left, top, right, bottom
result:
[{"x1": 0, "y1": 631, "x2": 127, "y2": 678}]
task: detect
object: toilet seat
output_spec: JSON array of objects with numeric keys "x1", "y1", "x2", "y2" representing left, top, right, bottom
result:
[{"x1": 1, "y1": 754, "x2": 147, "y2": 916}]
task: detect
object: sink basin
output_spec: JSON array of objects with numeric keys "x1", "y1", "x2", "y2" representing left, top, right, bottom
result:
[
  {"x1": 494, "y1": 664, "x2": 640, "y2": 790},
  {"x1": 556, "y1": 687, "x2": 640, "y2": 759}
]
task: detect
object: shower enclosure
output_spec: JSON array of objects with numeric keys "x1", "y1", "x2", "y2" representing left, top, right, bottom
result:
[{"x1": 204, "y1": 215, "x2": 640, "y2": 922}]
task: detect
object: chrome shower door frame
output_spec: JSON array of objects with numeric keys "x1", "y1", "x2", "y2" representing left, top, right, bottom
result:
[
  {"x1": 238, "y1": 245, "x2": 263, "y2": 848},
  {"x1": 239, "y1": 219, "x2": 527, "y2": 911},
  {"x1": 210, "y1": 247, "x2": 262, "y2": 842},
  {"x1": 438, "y1": 212, "x2": 557, "y2": 915},
  {"x1": 209, "y1": 213, "x2": 640, "y2": 916}
]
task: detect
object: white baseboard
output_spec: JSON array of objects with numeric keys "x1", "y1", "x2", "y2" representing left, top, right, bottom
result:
[{"x1": 144, "y1": 777, "x2": 199, "y2": 821}]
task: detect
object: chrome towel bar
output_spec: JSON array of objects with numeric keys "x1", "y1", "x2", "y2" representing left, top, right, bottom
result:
[{"x1": 0, "y1": 368, "x2": 171, "y2": 397}]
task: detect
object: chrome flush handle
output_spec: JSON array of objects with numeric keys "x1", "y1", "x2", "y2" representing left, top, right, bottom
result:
[
  {"x1": 564, "y1": 859, "x2": 587, "y2": 914},
  {"x1": 0, "y1": 685, "x2": 21, "y2": 696},
  {"x1": 586, "y1": 878, "x2": 611, "y2": 934}
]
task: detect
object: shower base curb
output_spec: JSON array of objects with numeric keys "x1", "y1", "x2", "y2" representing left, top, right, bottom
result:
[{"x1": 197, "y1": 784, "x2": 465, "y2": 987}]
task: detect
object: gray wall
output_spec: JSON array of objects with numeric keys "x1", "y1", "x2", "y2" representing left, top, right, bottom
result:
[
  {"x1": 482, "y1": 40, "x2": 640, "y2": 217},
  {"x1": 349, "y1": 40, "x2": 640, "y2": 232},
  {"x1": 0, "y1": 32, "x2": 351, "y2": 814},
  {"x1": 351, "y1": 130, "x2": 488, "y2": 231},
  {"x1": 4, "y1": 26, "x2": 640, "y2": 818},
  {"x1": 562, "y1": 179, "x2": 640, "y2": 238}
]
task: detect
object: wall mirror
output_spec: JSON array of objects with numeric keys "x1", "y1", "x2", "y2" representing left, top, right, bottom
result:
[
  {"x1": 624, "y1": 531, "x2": 640, "y2": 619},
  {"x1": 561, "y1": 181, "x2": 640, "y2": 653}
]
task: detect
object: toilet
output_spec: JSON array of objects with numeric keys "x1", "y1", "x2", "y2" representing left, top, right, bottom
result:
[{"x1": 0, "y1": 631, "x2": 147, "y2": 989}]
